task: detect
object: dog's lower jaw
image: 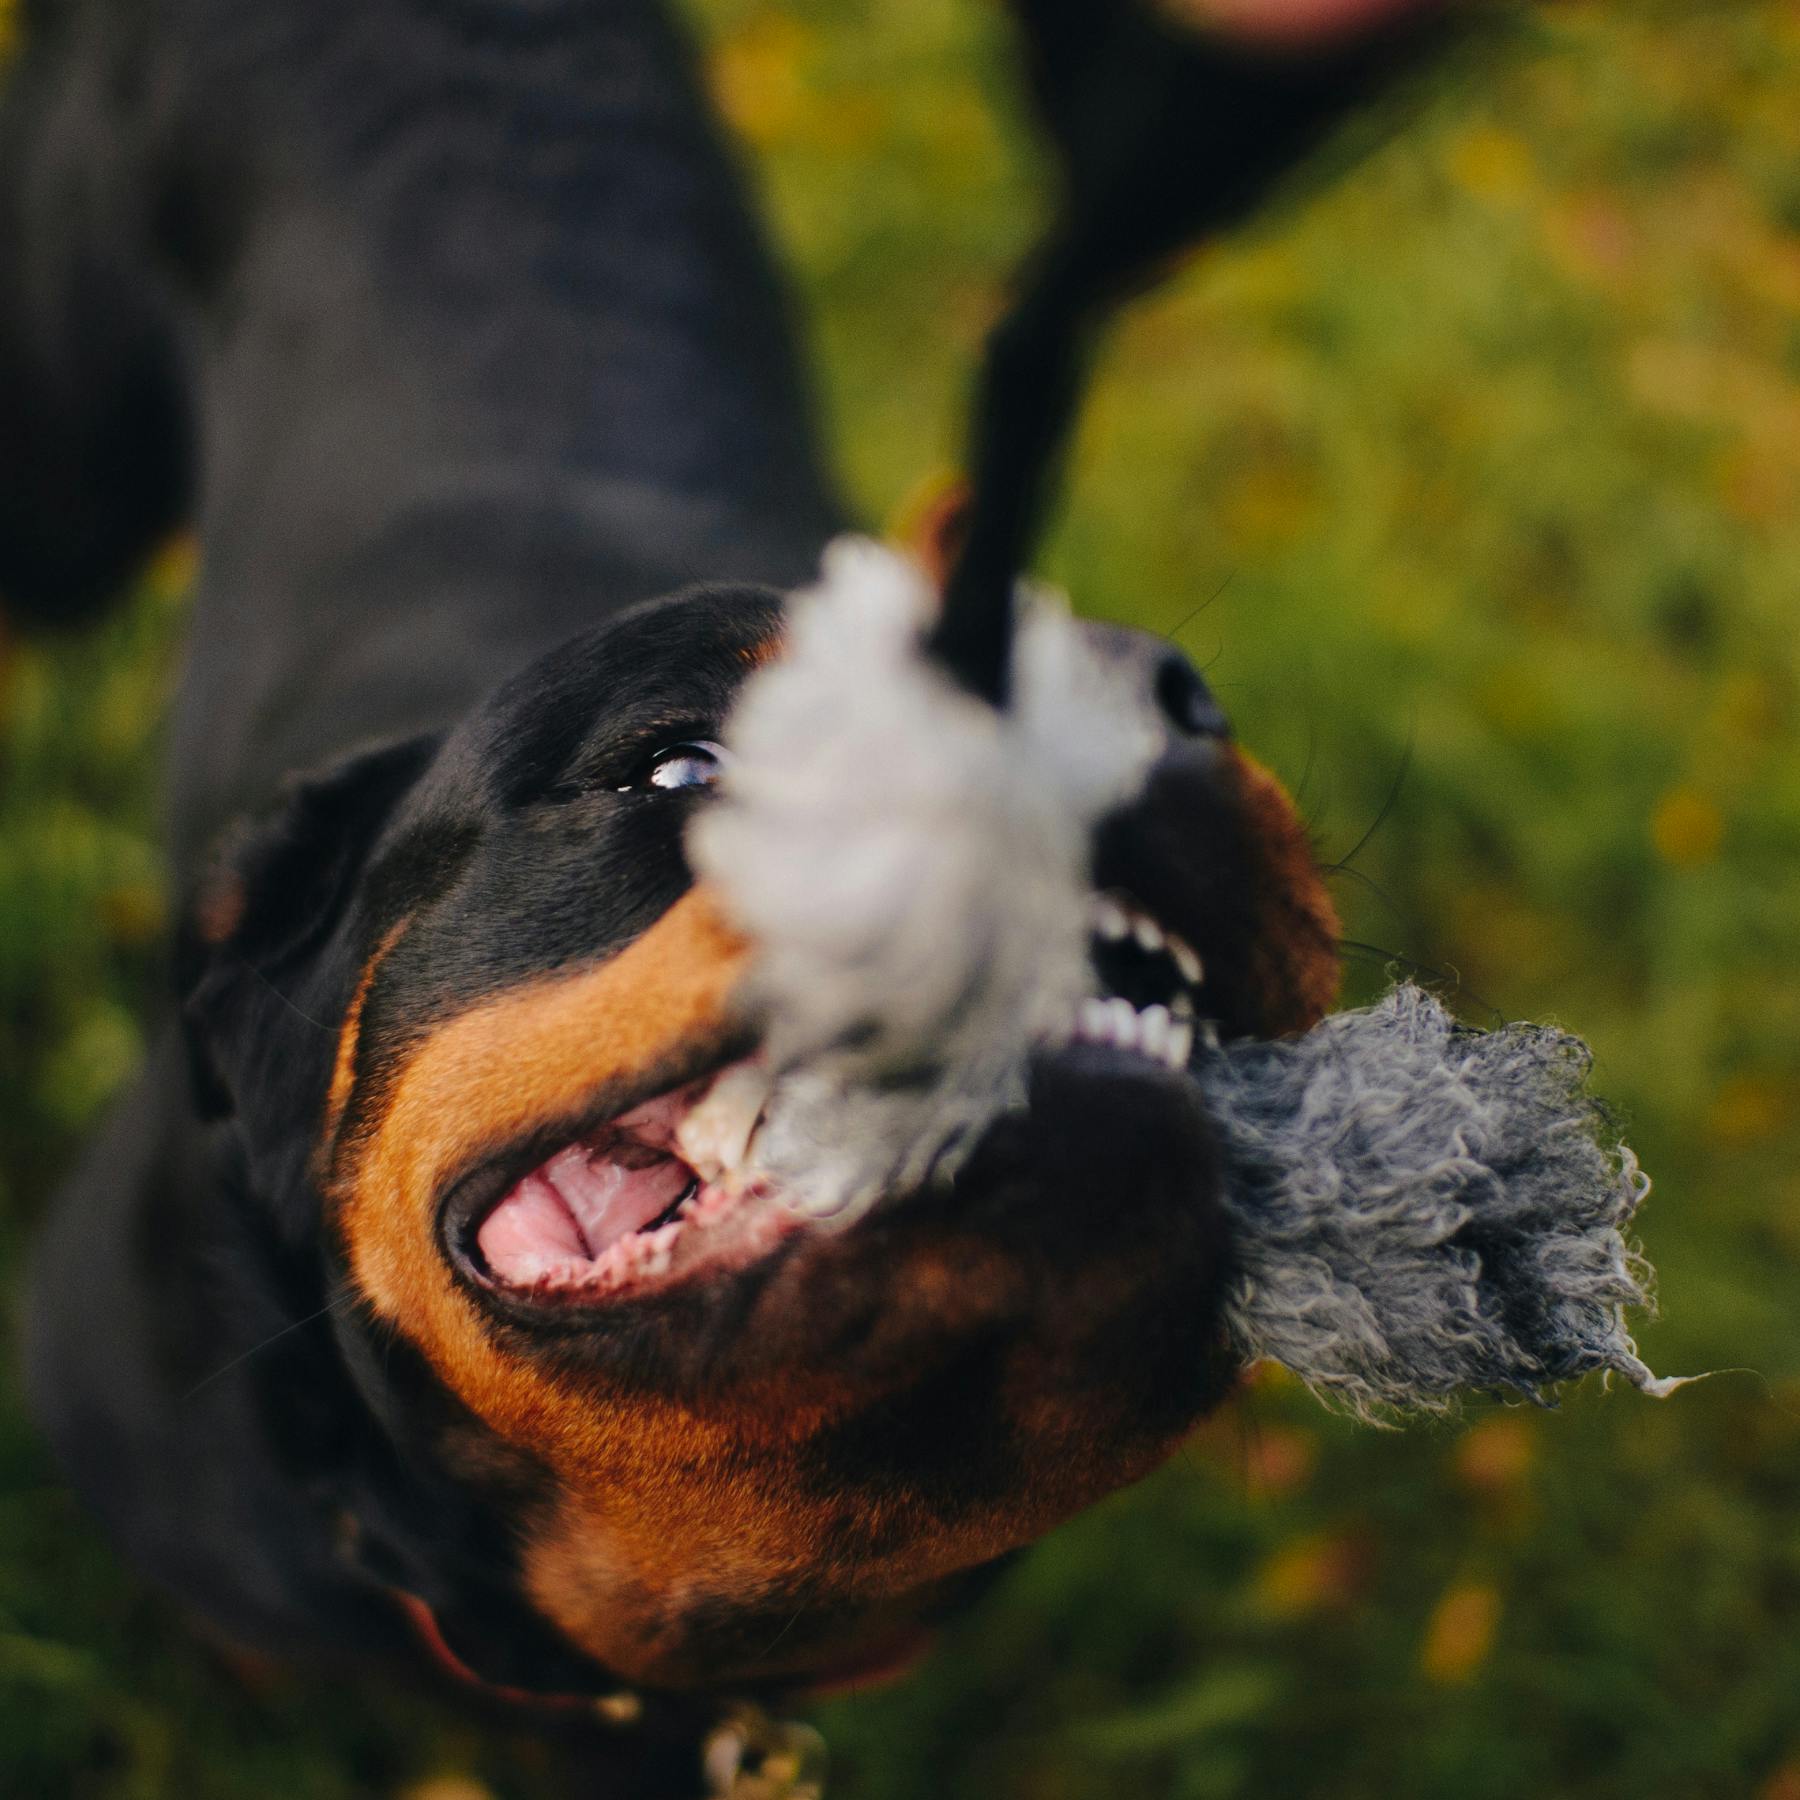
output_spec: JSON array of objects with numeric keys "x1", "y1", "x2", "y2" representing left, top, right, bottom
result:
[
  {"x1": 522, "y1": 1487, "x2": 981, "y2": 1692},
  {"x1": 515, "y1": 1359, "x2": 1218, "y2": 1694},
  {"x1": 485, "y1": 1050, "x2": 1238, "y2": 1693}
]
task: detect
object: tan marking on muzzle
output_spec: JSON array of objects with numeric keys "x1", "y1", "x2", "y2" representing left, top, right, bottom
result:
[
  {"x1": 322, "y1": 918, "x2": 413, "y2": 1149},
  {"x1": 1228, "y1": 747, "x2": 1341, "y2": 1034},
  {"x1": 327, "y1": 884, "x2": 750, "y2": 1370}
]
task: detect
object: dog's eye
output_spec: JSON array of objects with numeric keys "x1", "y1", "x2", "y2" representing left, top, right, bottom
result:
[{"x1": 643, "y1": 741, "x2": 729, "y2": 792}]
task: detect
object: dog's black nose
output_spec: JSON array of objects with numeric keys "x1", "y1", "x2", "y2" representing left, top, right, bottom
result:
[{"x1": 1153, "y1": 650, "x2": 1229, "y2": 740}]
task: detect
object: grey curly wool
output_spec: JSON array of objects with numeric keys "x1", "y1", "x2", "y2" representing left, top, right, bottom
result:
[
  {"x1": 1202, "y1": 983, "x2": 1673, "y2": 1416},
  {"x1": 692, "y1": 540, "x2": 1674, "y2": 1411}
]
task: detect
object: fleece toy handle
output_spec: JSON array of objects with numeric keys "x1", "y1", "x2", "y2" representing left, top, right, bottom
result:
[
  {"x1": 924, "y1": 0, "x2": 1450, "y2": 708},
  {"x1": 924, "y1": 261, "x2": 1096, "y2": 709}
]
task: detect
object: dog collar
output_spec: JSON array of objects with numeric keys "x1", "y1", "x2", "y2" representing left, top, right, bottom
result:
[{"x1": 390, "y1": 1587, "x2": 827, "y2": 1798}]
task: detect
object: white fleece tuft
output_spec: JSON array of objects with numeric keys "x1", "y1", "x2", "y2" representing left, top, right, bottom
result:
[{"x1": 688, "y1": 536, "x2": 1159, "y2": 1218}]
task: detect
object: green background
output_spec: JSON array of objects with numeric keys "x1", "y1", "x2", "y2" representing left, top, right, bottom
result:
[{"x1": 5, "y1": 1, "x2": 1800, "y2": 1794}]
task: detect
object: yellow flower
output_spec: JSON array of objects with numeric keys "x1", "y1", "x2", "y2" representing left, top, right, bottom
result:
[
  {"x1": 397, "y1": 1779, "x2": 494, "y2": 1800},
  {"x1": 1254, "y1": 1532, "x2": 1364, "y2": 1619},
  {"x1": 1453, "y1": 1415, "x2": 1535, "y2": 1496},
  {"x1": 1447, "y1": 128, "x2": 1534, "y2": 208},
  {"x1": 1758, "y1": 1764, "x2": 1800, "y2": 1800},
  {"x1": 1650, "y1": 785, "x2": 1723, "y2": 867},
  {"x1": 1419, "y1": 1581, "x2": 1500, "y2": 1684},
  {"x1": 1707, "y1": 1074, "x2": 1791, "y2": 1148},
  {"x1": 146, "y1": 530, "x2": 201, "y2": 601},
  {"x1": 707, "y1": 13, "x2": 812, "y2": 149},
  {"x1": 100, "y1": 882, "x2": 168, "y2": 948},
  {"x1": 1240, "y1": 1425, "x2": 1318, "y2": 1500}
]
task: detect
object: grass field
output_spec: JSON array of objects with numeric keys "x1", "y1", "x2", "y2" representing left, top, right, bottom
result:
[{"x1": 5, "y1": 1, "x2": 1800, "y2": 1795}]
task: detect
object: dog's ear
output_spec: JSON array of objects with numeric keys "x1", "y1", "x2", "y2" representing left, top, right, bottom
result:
[{"x1": 180, "y1": 736, "x2": 439, "y2": 1225}]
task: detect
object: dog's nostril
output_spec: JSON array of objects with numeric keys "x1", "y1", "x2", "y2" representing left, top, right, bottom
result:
[{"x1": 1154, "y1": 653, "x2": 1229, "y2": 739}]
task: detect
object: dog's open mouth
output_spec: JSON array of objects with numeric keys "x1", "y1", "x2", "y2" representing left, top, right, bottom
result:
[
  {"x1": 465, "y1": 891, "x2": 1211, "y2": 1303},
  {"x1": 471, "y1": 1077, "x2": 734, "y2": 1294},
  {"x1": 1082, "y1": 890, "x2": 1209, "y2": 1065}
]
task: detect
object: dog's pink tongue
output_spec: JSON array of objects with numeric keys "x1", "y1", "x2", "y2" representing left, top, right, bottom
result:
[{"x1": 478, "y1": 1091, "x2": 696, "y2": 1287}]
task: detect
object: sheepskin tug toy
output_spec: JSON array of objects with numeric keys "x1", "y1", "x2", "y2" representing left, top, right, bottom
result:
[
  {"x1": 687, "y1": 540, "x2": 1677, "y2": 1420},
  {"x1": 677, "y1": 0, "x2": 1679, "y2": 1423}
]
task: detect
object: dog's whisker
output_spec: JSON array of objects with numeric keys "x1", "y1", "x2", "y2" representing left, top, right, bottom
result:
[
  {"x1": 1336, "y1": 941, "x2": 1504, "y2": 1026},
  {"x1": 179, "y1": 1292, "x2": 358, "y2": 1403},
  {"x1": 221, "y1": 947, "x2": 335, "y2": 1035},
  {"x1": 1320, "y1": 860, "x2": 1408, "y2": 926},
  {"x1": 1326, "y1": 724, "x2": 1417, "y2": 873},
  {"x1": 1164, "y1": 568, "x2": 1240, "y2": 648}
]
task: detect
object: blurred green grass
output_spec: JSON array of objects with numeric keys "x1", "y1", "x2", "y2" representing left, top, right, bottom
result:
[{"x1": 6, "y1": 1, "x2": 1800, "y2": 1795}]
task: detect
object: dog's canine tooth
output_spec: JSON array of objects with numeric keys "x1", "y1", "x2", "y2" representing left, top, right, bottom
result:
[
  {"x1": 1139, "y1": 1004, "x2": 1171, "y2": 1059},
  {"x1": 1092, "y1": 896, "x2": 1130, "y2": 942},
  {"x1": 1131, "y1": 914, "x2": 1164, "y2": 954},
  {"x1": 1167, "y1": 1021, "x2": 1195, "y2": 1067},
  {"x1": 1169, "y1": 936, "x2": 1203, "y2": 987}
]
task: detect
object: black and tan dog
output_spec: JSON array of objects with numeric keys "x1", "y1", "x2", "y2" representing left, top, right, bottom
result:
[{"x1": 4, "y1": 0, "x2": 1431, "y2": 1786}]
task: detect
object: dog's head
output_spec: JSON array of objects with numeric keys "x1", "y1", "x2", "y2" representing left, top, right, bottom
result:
[{"x1": 183, "y1": 580, "x2": 1336, "y2": 1695}]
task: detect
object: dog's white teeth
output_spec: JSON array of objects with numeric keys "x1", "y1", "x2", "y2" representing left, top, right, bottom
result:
[
  {"x1": 1092, "y1": 896, "x2": 1131, "y2": 942},
  {"x1": 1139, "y1": 1003, "x2": 1171, "y2": 1057},
  {"x1": 1131, "y1": 914, "x2": 1164, "y2": 954},
  {"x1": 1107, "y1": 997, "x2": 1139, "y2": 1046},
  {"x1": 1171, "y1": 991, "x2": 1196, "y2": 1022},
  {"x1": 1168, "y1": 935, "x2": 1204, "y2": 988},
  {"x1": 1078, "y1": 997, "x2": 1113, "y2": 1042},
  {"x1": 1069, "y1": 994, "x2": 1207, "y2": 1066},
  {"x1": 1090, "y1": 892, "x2": 1204, "y2": 999}
]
